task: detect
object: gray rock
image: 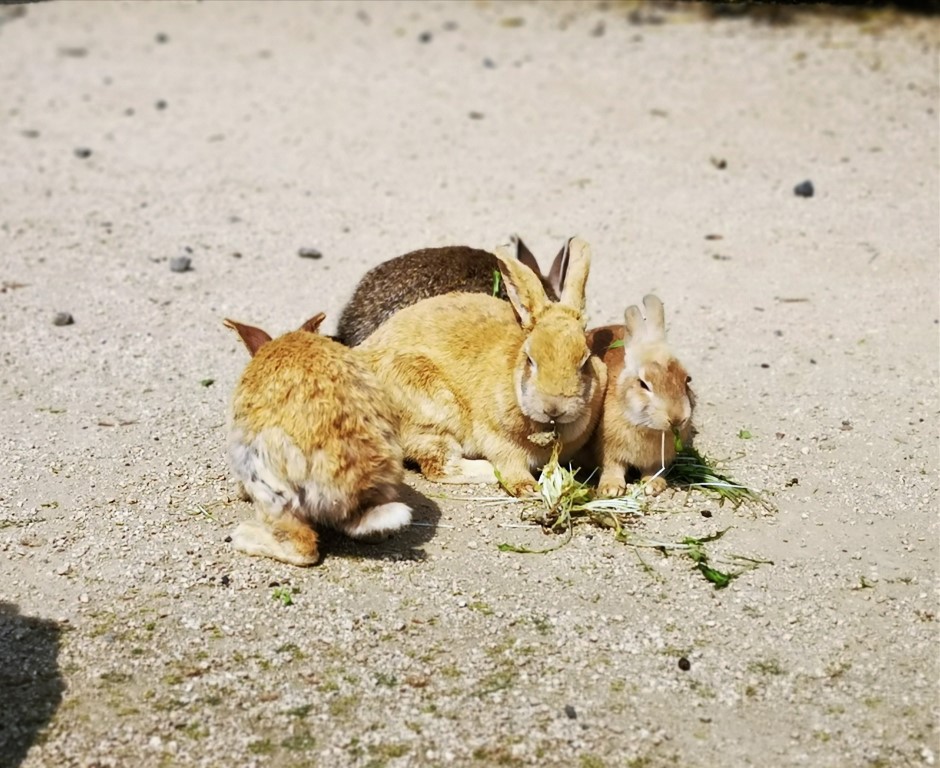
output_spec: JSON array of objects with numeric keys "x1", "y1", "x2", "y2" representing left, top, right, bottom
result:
[
  {"x1": 298, "y1": 247, "x2": 323, "y2": 260},
  {"x1": 169, "y1": 256, "x2": 191, "y2": 273},
  {"x1": 52, "y1": 312, "x2": 74, "y2": 326}
]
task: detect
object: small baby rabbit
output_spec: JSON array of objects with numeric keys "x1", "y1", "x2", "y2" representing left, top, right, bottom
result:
[
  {"x1": 224, "y1": 312, "x2": 411, "y2": 566},
  {"x1": 585, "y1": 295, "x2": 695, "y2": 497},
  {"x1": 358, "y1": 239, "x2": 607, "y2": 497},
  {"x1": 335, "y1": 236, "x2": 570, "y2": 346}
]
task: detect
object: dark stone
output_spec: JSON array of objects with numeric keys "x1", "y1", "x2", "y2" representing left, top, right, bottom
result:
[
  {"x1": 418, "y1": 31, "x2": 432, "y2": 43},
  {"x1": 74, "y1": 147, "x2": 92, "y2": 159},
  {"x1": 52, "y1": 312, "x2": 74, "y2": 327},
  {"x1": 794, "y1": 180, "x2": 814, "y2": 197},
  {"x1": 678, "y1": 657, "x2": 691, "y2": 671},
  {"x1": 155, "y1": 99, "x2": 167, "y2": 110},
  {"x1": 298, "y1": 247, "x2": 323, "y2": 260},
  {"x1": 564, "y1": 704, "x2": 577, "y2": 719},
  {"x1": 155, "y1": 32, "x2": 169, "y2": 43}
]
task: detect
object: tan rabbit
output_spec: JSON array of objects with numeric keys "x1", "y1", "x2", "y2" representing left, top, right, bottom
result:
[
  {"x1": 335, "y1": 236, "x2": 570, "y2": 346},
  {"x1": 358, "y1": 238, "x2": 607, "y2": 497},
  {"x1": 585, "y1": 295, "x2": 695, "y2": 497},
  {"x1": 224, "y1": 313, "x2": 411, "y2": 566}
]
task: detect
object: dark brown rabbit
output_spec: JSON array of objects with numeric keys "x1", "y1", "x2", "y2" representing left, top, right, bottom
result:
[{"x1": 335, "y1": 236, "x2": 572, "y2": 346}]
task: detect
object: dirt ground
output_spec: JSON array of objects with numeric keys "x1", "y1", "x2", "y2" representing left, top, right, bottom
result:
[{"x1": 0, "y1": 2, "x2": 937, "y2": 767}]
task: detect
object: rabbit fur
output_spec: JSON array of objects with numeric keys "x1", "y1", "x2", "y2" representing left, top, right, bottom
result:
[
  {"x1": 225, "y1": 313, "x2": 411, "y2": 566},
  {"x1": 336, "y1": 236, "x2": 570, "y2": 346},
  {"x1": 584, "y1": 295, "x2": 695, "y2": 497},
  {"x1": 358, "y1": 238, "x2": 607, "y2": 497}
]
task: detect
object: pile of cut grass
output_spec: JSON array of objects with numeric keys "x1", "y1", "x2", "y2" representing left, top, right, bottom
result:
[{"x1": 497, "y1": 439, "x2": 774, "y2": 586}]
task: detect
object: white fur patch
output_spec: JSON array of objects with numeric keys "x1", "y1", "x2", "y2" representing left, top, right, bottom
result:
[{"x1": 344, "y1": 502, "x2": 412, "y2": 539}]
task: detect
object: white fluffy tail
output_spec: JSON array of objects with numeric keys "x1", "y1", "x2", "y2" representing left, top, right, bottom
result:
[{"x1": 342, "y1": 501, "x2": 412, "y2": 540}]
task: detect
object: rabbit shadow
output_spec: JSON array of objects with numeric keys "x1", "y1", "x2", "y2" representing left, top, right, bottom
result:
[
  {"x1": 318, "y1": 481, "x2": 442, "y2": 563},
  {"x1": 0, "y1": 602, "x2": 64, "y2": 768}
]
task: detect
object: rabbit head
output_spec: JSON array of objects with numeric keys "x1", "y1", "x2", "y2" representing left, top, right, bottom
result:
[
  {"x1": 619, "y1": 295, "x2": 693, "y2": 433},
  {"x1": 496, "y1": 237, "x2": 594, "y2": 427}
]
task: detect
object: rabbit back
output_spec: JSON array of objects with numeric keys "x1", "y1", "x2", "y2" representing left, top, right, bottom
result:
[
  {"x1": 230, "y1": 330, "x2": 404, "y2": 523},
  {"x1": 337, "y1": 246, "x2": 501, "y2": 346}
]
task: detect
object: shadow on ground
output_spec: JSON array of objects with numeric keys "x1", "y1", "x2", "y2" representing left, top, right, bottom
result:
[
  {"x1": 318, "y1": 481, "x2": 443, "y2": 563},
  {"x1": 0, "y1": 602, "x2": 64, "y2": 768}
]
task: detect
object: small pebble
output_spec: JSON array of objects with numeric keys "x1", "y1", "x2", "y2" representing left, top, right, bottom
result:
[
  {"x1": 700, "y1": 510, "x2": 712, "y2": 518},
  {"x1": 298, "y1": 247, "x2": 322, "y2": 260},
  {"x1": 21, "y1": 129, "x2": 40, "y2": 139},
  {"x1": 482, "y1": 57, "x2": 496, "y2": 69},
  {"x1": 794, "y1": 180, "x2": 814, "y2": 197},
  {"x1": 220, "y1": 575, "x2": 230, "y2": 587},
  {"x1": 468, "y1": 111, "x2": 485, "y2": 120},
  {"x1": 418, "y1": 31, "x2": 433, "y2": 43},
  {"x1": 760, "y1": 363, "x2": 770, "y2": 369},
  {"x1": 564, "y1": 705, "x2": 577, "y2": 719},
  {"x1": 155, "y1": 99, "x2": 167, "y2": 110},
  {"x1": 155, "y1": 32, "x2": 169, "y2": 44},
  {"x1": 52, "y1": 312, "x2": 74, "y2": 327},
  {"x1": 169, "y1": 255, "x2": 191, "y2": 273},
  {"x1": 74, "y1": 147, "x2": 92, "y2": 159},
  {"x1": 678, "y1": 657, "x2": 691, "y2": 671}
]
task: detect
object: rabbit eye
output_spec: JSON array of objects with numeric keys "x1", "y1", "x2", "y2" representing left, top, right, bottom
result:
[
  {"x1": 686, "y1": 376, "x2": 692, "y2": 384},
  {"x1": 639, "y1": 379, "x2": 651, "y2": 392}
]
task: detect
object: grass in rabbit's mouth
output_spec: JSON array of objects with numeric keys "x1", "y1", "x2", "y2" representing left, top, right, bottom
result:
[{"x1": 497, "y1": 439, "x2": 773, "y2": 586}]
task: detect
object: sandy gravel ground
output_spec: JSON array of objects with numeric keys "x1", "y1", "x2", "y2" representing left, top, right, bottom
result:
[{"x1": 0, "y1": 2, "x2": 937, "y2": 767}]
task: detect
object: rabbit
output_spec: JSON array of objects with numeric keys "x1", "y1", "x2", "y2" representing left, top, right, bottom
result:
[
  {"x1": 583, "y1": 294, "x2": 695, "y2": 497},
  {"x1": 335, "y1": 235, "x2": 571, "y2": 346},
  {"x1": 357, "y1": 238, "x2": 607, "y2": 497},
  {"x1": 224, "y1": 312, "x2": 411, "y2": 566}
]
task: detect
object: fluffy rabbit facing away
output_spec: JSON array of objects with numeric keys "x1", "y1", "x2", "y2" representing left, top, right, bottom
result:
[
  {"x1": 358, "y1": 238, "x2": 607, "y2": 497},
  {"x1": 584, "y1": 295, "x2": 695, "y2": 497},
  {"x1": 335, "y1": 236, "x2": 571, "y2": 346},
  {"x1": 224, "y1": 313, "x2": 411, "y2": 566}
]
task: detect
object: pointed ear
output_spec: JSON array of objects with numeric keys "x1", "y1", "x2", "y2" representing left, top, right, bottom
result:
[
  {"x1": 494, "y1": 243, "x2": 551, "y2": 329},
  {"x1": 298, "y1": 312, "x2": 327, "y2": 334},
  {"x1": 224, "y1": 319, "x2": 272, "y2": 357},
  {"x1": 511, "y1": 235, "x2": 542, "y2": 278},
  {"x1": 642, "y1": 295, "x2": 666, "y2": 340},
  {"x1": 545, "y1": 240, "x2": 571, "y2": 302},
  {"x1": 623, "y1": 304, "x2": 644, "y2": 342},
  {"x1": 557, "y1": 237, "x2": 591, "y2": 313}
]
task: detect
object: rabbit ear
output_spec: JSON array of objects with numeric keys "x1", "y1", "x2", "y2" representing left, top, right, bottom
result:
[
  {"x1": 557, "y1": 237, "x2": 591, "y2": 313},
  {"x1": 494, "y1": 244, "x2": 551, "y2": 329},
  {"x1": 298, "y1": 312, "x2": 327, "y2": 334},
  {"x1": 642, "y1": 295, "x2": 666, "y2": 341},
  {"x1": 545, "y1": 240, "x2": 571, "y2": 300},
  {"x1": 623, "y1": 305, "x2": 644, "y2": 341},
  {"x1": 511, "y1": 235, "x2": 542, "y2": 278},
  {"x1": 224, "y1": 318, "x2": 272, "y2": 357}
]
